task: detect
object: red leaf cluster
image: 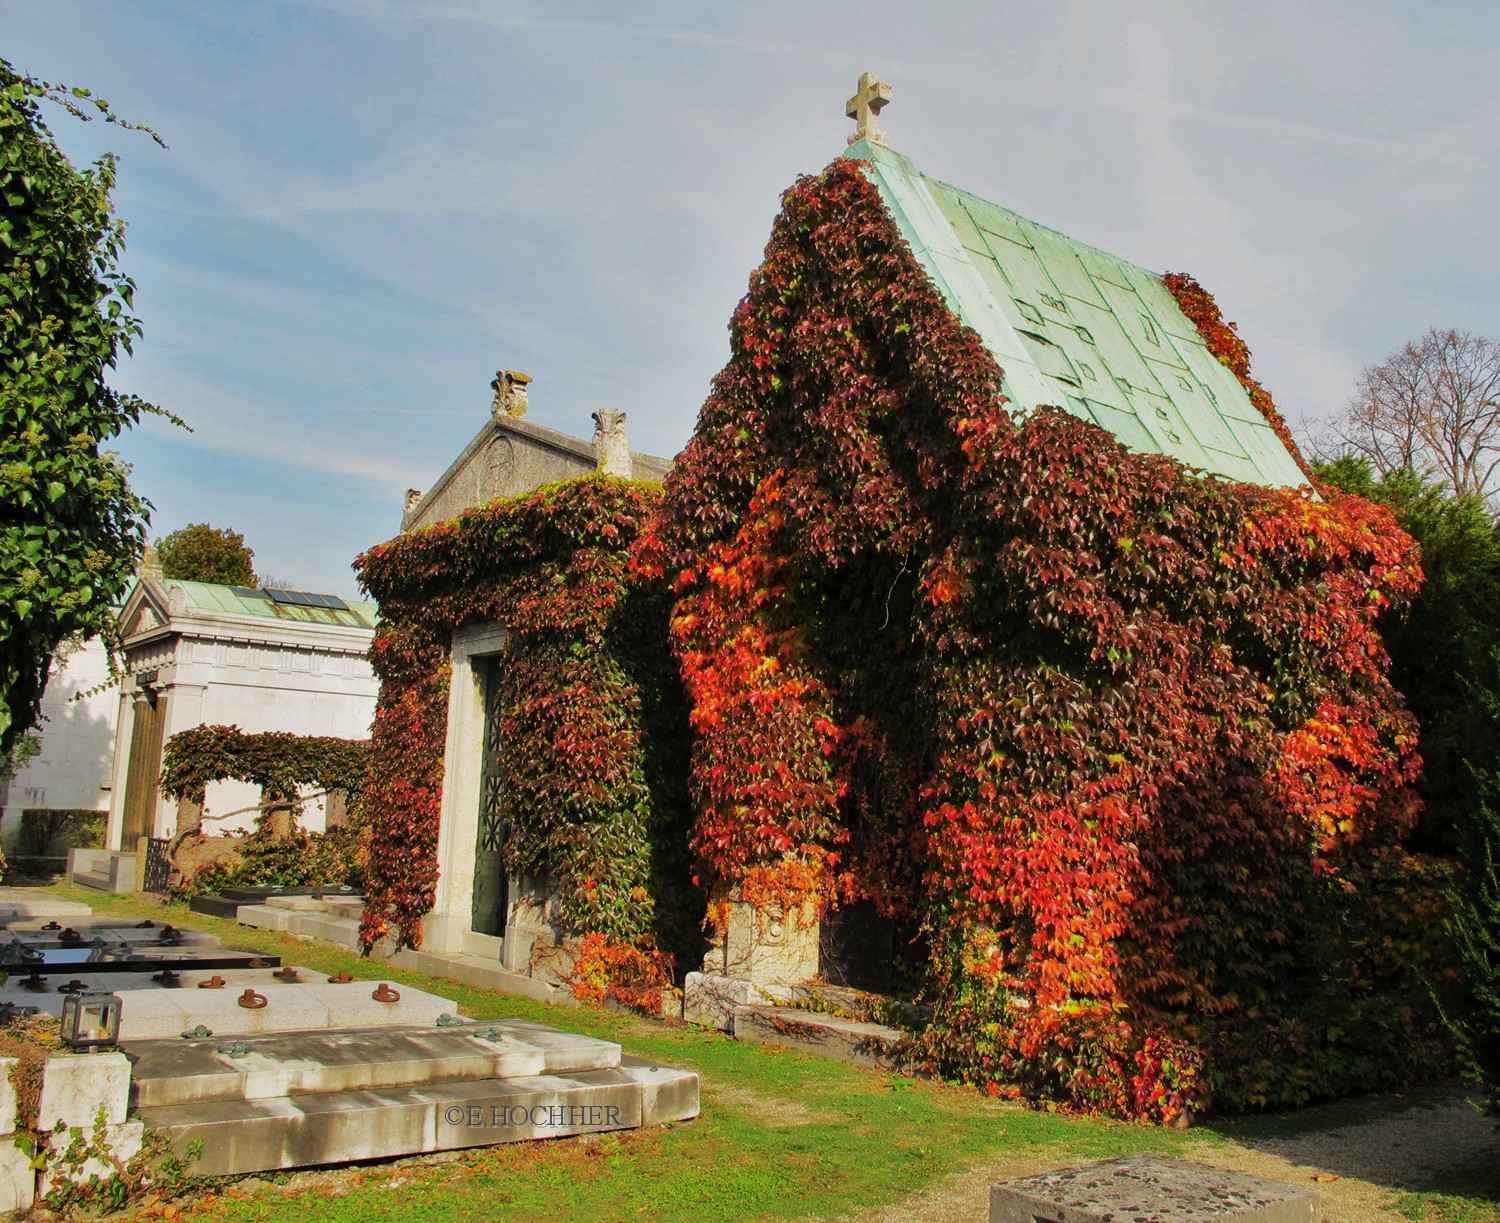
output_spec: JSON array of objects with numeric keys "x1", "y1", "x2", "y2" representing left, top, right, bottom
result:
[
  {"x1": 649, "y1": 158, "x2": 1431, "y2": 1114},
  {"x1": 355, "y1": 478, "x2": 694, "y2": 954}
]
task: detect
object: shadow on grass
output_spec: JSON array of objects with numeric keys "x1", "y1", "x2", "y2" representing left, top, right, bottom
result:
[{"x1": 1204, "y1": 1081, "x2": 1500, "y2": 1204}]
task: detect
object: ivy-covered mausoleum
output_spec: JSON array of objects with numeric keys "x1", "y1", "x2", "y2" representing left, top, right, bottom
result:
[{"x1": 359, "y1": 76, "x2": 1441, "y2": 1119}]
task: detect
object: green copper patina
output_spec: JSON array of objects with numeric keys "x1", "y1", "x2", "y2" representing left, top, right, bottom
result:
[
  {"x1": 847, "y1": 138, "x2": 1307, "y2": 489},
  {"x1": 162, "y1": 580, "x2": 378, "y2": 628}
]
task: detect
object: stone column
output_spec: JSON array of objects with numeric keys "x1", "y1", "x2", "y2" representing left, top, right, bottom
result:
[
  {"x1": 153, "y1": 679, "x2": 206, "y2": 838},
  {"x1": 104, "y1": 688, "x2": 137, "y2": 852}
]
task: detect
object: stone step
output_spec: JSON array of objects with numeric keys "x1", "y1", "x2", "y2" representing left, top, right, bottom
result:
[
  {"x1": 126, "y1": 1020, "x2": 623, "y2": 1108},
  {"x1": 236, "y1": 905, "x2": 362, "y2": 948},
  {"x1": 0, "y1": 966, "x2": 457, "y2": 1039},
  {"x1": 0, "y1": 891, "x2": 95, "y2": 921},
  {"x1": 260, "y1": 895, "x2": 364, "y2": 916},
  {"x1": 138, "y1": 1058, "x2": 700, "y2": 1176},
  {"x1": 732, "y1": 1003, "x2": 914, "y2": 1072},
  {"x1": 220, "y1": 887, "x2": 364, "y2": 902},
  {"x1": 387, "y1": 947, "x2": 580, "y2": 1008},
  {"x1": 0, "y1": 888, "x2": 105, "y2": 918},
  {"x1": 774, "y1": 983, "x2": 932, "y2": 1029}
]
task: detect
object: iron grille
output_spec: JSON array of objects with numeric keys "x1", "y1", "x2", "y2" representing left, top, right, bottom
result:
[{"x1": 140, "y1": 837, "x2": 172, "y2": 894}]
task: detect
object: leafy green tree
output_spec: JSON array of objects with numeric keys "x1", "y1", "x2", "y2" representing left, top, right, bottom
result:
[
  {"x1": 156, "y1": 523, "x2": 256, "y2": 586},
  {"x1": 1443, "y1": 659, "x2": 1500, "y2": 1111},
  {"x1": 1316, "y1": 456, "x2": 1500, "y2": 851},
  {"x1": 0, "y1": 731, "x2": 40, "y2": 787},
  {"x1": 0, "y1": 60, "x2": 173, "y2": 758},
  {"x1": 1322, "y1": 461, "x2": 1500, "y2": 1107}
]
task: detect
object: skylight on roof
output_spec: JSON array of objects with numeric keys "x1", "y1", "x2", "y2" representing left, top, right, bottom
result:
[{"x1": 265, "y1": 589, "x2": 349, "y2": 611}]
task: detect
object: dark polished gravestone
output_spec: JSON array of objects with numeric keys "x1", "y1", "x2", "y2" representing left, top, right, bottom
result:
[
  {"x1": 189, "y1": 885, "x2": 363, "y2": 921},
  {"x1": 991, "y1": 1154, "x2": 1319, "y2": 1223}
]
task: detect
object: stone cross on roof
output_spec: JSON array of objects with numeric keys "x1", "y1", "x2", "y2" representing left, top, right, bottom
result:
[{"x1": 846, "y1": 71, "x2": 892, "y2": 147}]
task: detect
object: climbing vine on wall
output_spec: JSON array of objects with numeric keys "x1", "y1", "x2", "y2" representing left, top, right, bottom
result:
[
  {"x1": 356, "y1": 477, "x2": 696, "y2": 960},
  {"x1": 158, "y1": 725, "x2": 372, "y2": 894},
  {"x1": 641, "y1": 156, "x2": 1442, "y2": 1116},
  {"x1": 1160, "y1": 272, "x2": 1314, "y2": 484},
  {"x1": 159, "y1": 724, "x2": 370, "y2": 806}
]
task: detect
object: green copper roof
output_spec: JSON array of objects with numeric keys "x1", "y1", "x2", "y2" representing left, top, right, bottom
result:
[
  {"x1": 166, "y1": 580, "x2": 378, "y2": 629},
  {"x1": 847, "y1": 140, "x2": 1307, "y2": 489}
]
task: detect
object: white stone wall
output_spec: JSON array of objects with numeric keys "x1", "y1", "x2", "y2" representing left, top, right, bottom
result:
[
  {"x1": 107, "y1": 616, "x2": 377, "y2": 846},
  {"x1": 0, "y1": 638, "x2": 119, "y2": 853},
  {"x1": 185, "y1": 637, "x2": 375, "y2": 836}
]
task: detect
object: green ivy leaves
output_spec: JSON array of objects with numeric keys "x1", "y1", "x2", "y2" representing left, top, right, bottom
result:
[{"x1": 0, "y1": 59, "x2": 171, "y2": 755}]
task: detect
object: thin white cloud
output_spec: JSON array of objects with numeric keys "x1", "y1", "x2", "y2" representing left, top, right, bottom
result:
[
  {"x1": 269, "y1": 0, "x2": 815, "y2": 58},
  {"x1": 130, "y1": 371, "x2": 446, "y2": 490}
]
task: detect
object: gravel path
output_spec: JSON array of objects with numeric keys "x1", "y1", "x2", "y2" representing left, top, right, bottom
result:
[{"x1": 827, "y1": 1083, "x2": 1500, "y2": 1223}]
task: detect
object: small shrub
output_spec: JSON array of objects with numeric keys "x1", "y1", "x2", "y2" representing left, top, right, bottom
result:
[
  {"x1": 17, "y1": 808, "x2": 105, "y2": 857},
  {"x1": 570, "y1": 932, "x2": 674, "y2": 1016},
  {"x1": 171, "y1": 820, "x2": 368, "y2": 899}
]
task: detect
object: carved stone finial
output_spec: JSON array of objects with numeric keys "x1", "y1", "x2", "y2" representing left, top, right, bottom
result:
[
  {"x1": 404, "y1": 488, "x2": 424, "y2": 515},
  {"x1": 490, "y1": 369, "x2": 532, "y2": 420},
  {"x1": 846, "y1": 71, "x2": 892, "y2": 147},
  {"x1": 138, "y1": 544, "x2": 162, "y2": 583},
  {"x1": 591, "y1": 409, "x2": 633, "y2": 479}
]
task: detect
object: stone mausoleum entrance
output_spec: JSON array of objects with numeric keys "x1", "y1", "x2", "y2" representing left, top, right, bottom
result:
[{"x1": 420, "y1": 623, "x2": 562, "y2": 980}]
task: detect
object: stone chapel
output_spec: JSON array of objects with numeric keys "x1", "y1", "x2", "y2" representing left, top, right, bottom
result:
[{"x1": 367, "y1": 73, "x2": 1312, "y2": 1015}]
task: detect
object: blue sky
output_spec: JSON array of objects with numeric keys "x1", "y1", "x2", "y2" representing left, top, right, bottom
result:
[{"x1": 7, "y1": 1, "x2": 1499, "y2": 597}]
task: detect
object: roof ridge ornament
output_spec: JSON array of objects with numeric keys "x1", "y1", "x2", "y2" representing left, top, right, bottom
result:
[
  {"x1": 592, "y1": 408, "x2": 633, "y2": 479},
  {"x1": 846, "y1": 71, "x2": 892, "y2": 147},
  {"x1": 490, "y1": 369, "x2": 531, "y2": 420}
]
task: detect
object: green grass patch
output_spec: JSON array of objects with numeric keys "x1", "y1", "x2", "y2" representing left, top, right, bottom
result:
[
  {"x1": 45, "y1": 887, "x2": 1205, "y2": 1221},
  {"x1": 45, "y1": 887, "x2": 1500, "y2": 1222},
  {"x1": 1388, "y1": 1192, "x2": 1498, "y2": 1223}
]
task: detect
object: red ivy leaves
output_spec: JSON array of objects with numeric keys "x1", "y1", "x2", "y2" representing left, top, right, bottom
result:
[
  {"x1": 355, "y1": 477, "x2": 692, "y2": 953},
  {"x1": 1161, "y1": 271, "x2": 1315, "y2": 484},
  {"x1": 653, "y1": 157, "x2": 1428, "y2": 1117}
]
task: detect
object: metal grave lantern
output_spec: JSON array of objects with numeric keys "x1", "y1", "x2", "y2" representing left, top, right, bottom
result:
[{"x1": 60, "y1": 991, "x2": 122, "y2": 1051}]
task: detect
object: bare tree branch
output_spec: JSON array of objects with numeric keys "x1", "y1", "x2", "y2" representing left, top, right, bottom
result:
[{"x1": 1318, "y1": 328, "x2": 1500, "y2": 507}]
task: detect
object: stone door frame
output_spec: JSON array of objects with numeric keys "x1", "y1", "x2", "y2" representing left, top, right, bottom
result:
[{"x1": 424, "y1": 622, "x2": 518, "y2": 959}]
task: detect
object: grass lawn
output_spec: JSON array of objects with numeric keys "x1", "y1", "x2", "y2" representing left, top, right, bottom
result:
[{"x1": 36, "y1": 885, "x2": 1500, "y2": 1223}]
